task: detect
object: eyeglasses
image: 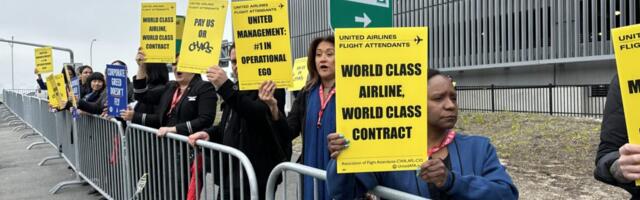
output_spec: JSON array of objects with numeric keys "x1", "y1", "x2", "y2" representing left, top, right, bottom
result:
[{"x1": 230, "y1": 59, "x2": 237, "y2": 65}]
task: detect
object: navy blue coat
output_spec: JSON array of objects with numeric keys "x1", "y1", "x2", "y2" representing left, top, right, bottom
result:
[{"x1": 327, "y1": 133, "x2": 518, "y2": 200}]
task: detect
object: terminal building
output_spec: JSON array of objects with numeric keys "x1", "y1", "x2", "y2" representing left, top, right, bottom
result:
[
  {"x1": 285, "y1": 0, "x2": 640, "y2": 116},
  {"x1": 288, "y1": 0, "x2": 639, "y2": 86}
]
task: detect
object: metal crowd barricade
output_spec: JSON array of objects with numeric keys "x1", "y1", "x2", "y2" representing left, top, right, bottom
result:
[
  {"x1": 8, "y1": 90, "x2": 26, "y2": 130},
  {"x1": 265, "y1": 162, "x2": 428, "y2": 200},
  {"x1": 2, "y1": 89, "x2": 263, "y2": 199},
  {"x1": 76, "y1": 114, "x2": 130, "y2": 200},
  {"x1": 24, "y1": 95, "x2": 47, "y2": 147},
  {"x1": 50, "y1": 109, "x2": 86, "y2": 194},
  {"x1": 37, "y1": 97, "x2": 63, "y2": 166},
  {"x1": 2, "y1": 90, "x2": 57, "y2": 152},
  {"x1": 126, "y1": 123, "x2": 259, "y2": 200}
]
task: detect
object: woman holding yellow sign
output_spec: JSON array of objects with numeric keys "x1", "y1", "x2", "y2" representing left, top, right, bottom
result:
[
  {"x1": 259, "y1": 35, "x2": 337, "y2": 200},
  {"x1": 325, "y1": 69, "x2": 518, "y2": 199}
]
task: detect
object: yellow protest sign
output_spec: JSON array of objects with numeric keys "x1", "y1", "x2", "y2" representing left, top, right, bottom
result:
[
  {"x1": 232, "y1": 0, "x2": 292, "y2": 90},
  {"x1": 34, "y1": 47, "x2": 53, "y2": 74},
  {"x1": 177, "y1": 0, "x2": 228, "y2": 74},
  {"x1": 45, "y1": 75, "x2": 59, "y2": 108},
  {"x1": 45, "y1": 74, "x2": 68, "y2": 109},
  {"x1": 612, "y1": 24, "x2": 640, "y2": 186},
  {"x1": 335, "y1": 27, "x2": 428, "y2": 173},
  {"x1": 140, "y1": 2, "x2": 176, "y2": 63},
  {"x1": 54, "y1": 73, "x2": 68, "y2": 109},
  {"x1": 289, "y1": 57, "x2": 308, "y2": 91},
  {"x1": 63, "y1": 66, "x2": 77, "y2": 108}
]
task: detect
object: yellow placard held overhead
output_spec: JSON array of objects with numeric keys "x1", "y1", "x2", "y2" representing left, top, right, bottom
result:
[
  {"x1": 45, "y1": 75, "x2": 59, "y2": 109},
  {"x1": 232, "y1": 0, "x2": 293, "y2": 90},
  {"x1": 34, "y1": 47, "x2": 53, "y2": 74},
  {"x1": 140, "y1": 2, "x2": 176, "y2": 63},
  {"x1": 612, "y1": 24, "x2": 640, "y2": 186},
  {"x1": 290, "y1": 57, "x2": 308, "y2": 91},
  {"x1": 177, "y1": 0, "x2": 228, "y2": 74},
  {"x1": 335, "y1": 27, "x2": 429, "y2": 173}
]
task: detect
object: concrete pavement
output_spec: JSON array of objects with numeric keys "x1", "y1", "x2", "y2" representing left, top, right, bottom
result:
[{"x1": 0, "y1": 105, "x2": 99, "y2": 200}]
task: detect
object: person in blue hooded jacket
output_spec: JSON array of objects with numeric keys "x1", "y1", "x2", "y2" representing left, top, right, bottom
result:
[{"x1": 325, "y1": 69, "x2": 518, "y2": 200}]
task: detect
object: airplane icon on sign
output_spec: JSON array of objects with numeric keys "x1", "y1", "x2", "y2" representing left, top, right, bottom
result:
[{"x1": 414, "y1": 36, "x2": 423, "y2": 44}]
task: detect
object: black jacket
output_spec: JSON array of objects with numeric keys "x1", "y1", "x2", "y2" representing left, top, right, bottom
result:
[
  {"x1": 594, "y1": 74, "x2": 637, "y2": 197},
  {"x1": 133, "y1": 76, "x2": 217, "y2": 136},
  {"x1": 204, "y1": 80, "x2": 291, "y2": 198},
  {"x1": 80, "y1": 82, "x2": 91, "y2": 99},
  {"x1": 131, "y1": 77, "x2": 164, "y2": 127},
  {"x1": 78, "y1": 89, "x2": 107, "y2": 115},
  {"x1": 272, "y1": 87, "x2": 313, "y2": 163}
]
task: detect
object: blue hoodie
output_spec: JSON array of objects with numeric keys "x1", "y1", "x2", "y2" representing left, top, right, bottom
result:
[{"x1": 327, "y1": 134, "x2": 518, "y2": 200}]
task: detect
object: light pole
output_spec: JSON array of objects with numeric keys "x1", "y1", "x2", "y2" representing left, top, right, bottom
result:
[
  {"x1": 10, "y1": 36, "x2": 14, "y2": 89},
  {"x1": 90, "y1": 38, "x2": 97, "y2": 66}
]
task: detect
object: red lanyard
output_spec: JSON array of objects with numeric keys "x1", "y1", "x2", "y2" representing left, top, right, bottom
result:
[
  {"x1": 168, "y1": 88, "x2": 184, "y2": 115},
  {"x1": 428, "y1": 130, "x2": 456, "y2": 157},
  {"x1": 317, "y1": 84, "x2": 336, "y2": 128}
]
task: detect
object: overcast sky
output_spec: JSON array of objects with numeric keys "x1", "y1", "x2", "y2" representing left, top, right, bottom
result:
[{"x1": 0, "y1": 0, "x2": 234, "y2": 90}]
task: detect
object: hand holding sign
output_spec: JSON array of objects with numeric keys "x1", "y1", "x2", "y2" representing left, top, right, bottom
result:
[
  {"x1": 136, "y1": 48, "x2": 146, "y2": 67},
  {"x1": 327, "y1": 133, "x2": 349, "y2": 159},
  {"x1": 206, "y1": 66, "x2": 228, "y2": 88},
  {"x1": 120, "y1": 107, "x2": 134, "y2": 121},
  {"x1": 617, "y1": 144, "x2": 640, "y2": 182},
  {"x1": 258, "y1": 81, "x2": 277, "y2": 107},
  {"x1": 418, "y1": 158, "x2": 449, "y2": 188},
  {"x1": 258, "y1": 80, "x2": 281, "y2": 120},
  {"x1": 135, "y1": 49, "x2": 148, "y2": 80}
]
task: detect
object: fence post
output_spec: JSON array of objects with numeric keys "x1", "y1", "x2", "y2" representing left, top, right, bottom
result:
[
  {"x1": 490, "y1": 84, "x2": 495, "y2": 112},
  {"x1": 548, "y1": 83, "x2": 553, "y2": 115}
]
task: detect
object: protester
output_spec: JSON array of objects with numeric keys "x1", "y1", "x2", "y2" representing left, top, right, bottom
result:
[
  {"x1": 259, "y1": 35, "x2": 336, "y2": 200},
  {"x1": 325, "y1": 69, "x2": 519, "y2": 199},
  {"x1": 187, "y1": 45, "x2": 291, "y2": 199},
  {"x1": 594, "y1": 74, "x2": 639, "y2": 197},
  {"x1": 77, "y1": 72, "x2": 107, "y2": 115},
  {"x1": 35, "y1": 69, "x2": 47, "y2": 91},
  {"x1": 35, "y1": 65, "x2": 77, "y2": 93},
  {"x1": 77, "y1": 65, "x2": 93, "y2": 98},
  {"x1": 118, "y1": 57, "x2": 171, "y2": 200},
  {"x1": 120, "y1": 62, "x2": 169, "y2": 127},
  {"x1": 133, "y1": 49, "x2": 218, "y2": 199}
]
